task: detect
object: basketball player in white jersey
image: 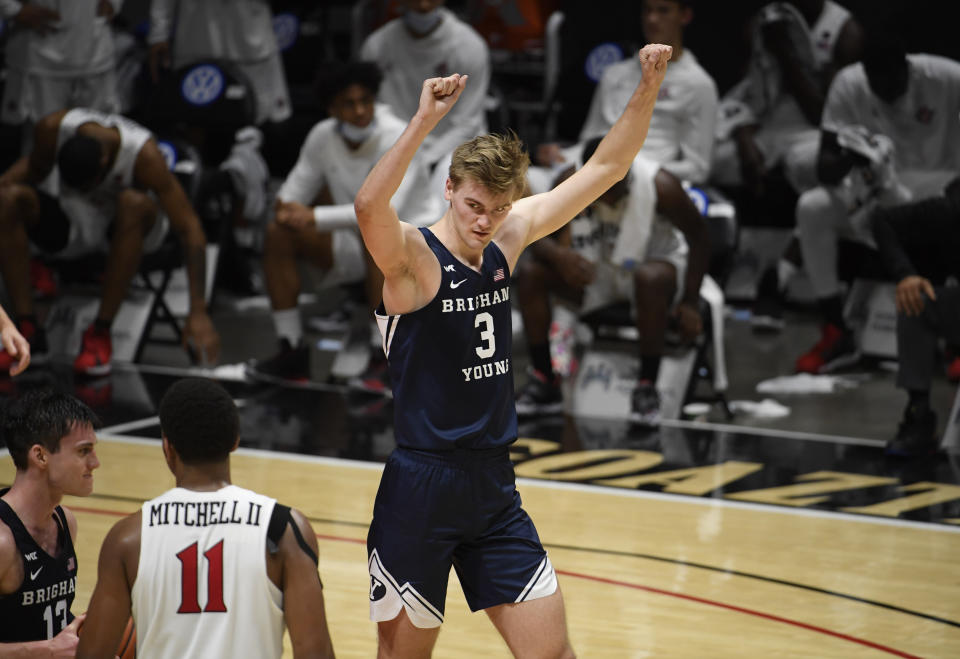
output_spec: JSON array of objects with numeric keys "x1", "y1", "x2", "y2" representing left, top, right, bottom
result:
[
  {"x1": 0, "y1": 108, "x2": 220, "y2": 377},
  {"x1": 76, "y1": 378, "x2": 335, "y2": 659}
]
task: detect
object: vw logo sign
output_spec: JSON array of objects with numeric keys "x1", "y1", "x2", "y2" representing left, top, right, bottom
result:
[
  {"x1": 181, "y1": 64, "x2": 224, "y2": 106},
  {"x1": 273, "y1": 12, "x2": 299, "y2": 52},
  {"x1": 156, "y1": 141, "x2": 177, "y2": 170},
  {"x1": 584, "y1": 43, "x2": 624, "y2": 83}
]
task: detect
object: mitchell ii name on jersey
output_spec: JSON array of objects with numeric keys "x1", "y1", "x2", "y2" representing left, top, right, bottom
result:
[
  {"x1": 148, "y1": 499, "x2": 265, "y2": 528},
  {"x1": 21, "y1": 577, "x2": 76, "y2": 606},
  {"x1": 441, "y1": 286, "x2": 510, "y2": 313}
]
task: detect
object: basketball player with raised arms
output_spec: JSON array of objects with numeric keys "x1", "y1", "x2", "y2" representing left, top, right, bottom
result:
[
  {"x1": 0, "y1": 389, "x2": 101, "y2": 657},
  {"x1": 355, "y1": 43, "x2": 673, "y2": 657},
  {"x1": 76, "y1": 378, "x2": 335, "y2": 659}
]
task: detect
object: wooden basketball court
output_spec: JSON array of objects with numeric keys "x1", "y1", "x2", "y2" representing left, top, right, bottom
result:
[{"x1": 5, "y1": 434, "x2": 958, "y2": 658}]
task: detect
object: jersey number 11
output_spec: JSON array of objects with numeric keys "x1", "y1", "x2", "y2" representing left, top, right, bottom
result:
[{"x1": 176, "y1": 540, "x2": 227, "y2": 613}]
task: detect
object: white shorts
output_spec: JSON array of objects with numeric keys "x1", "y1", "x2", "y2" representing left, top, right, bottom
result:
[
  {"x1": 2, "y1": 69, "x2": 119, "y2": 124},
  {"x1": 50, "y1": 194, "x2": 169, "y2": 260},
  {"x1": 237, "y1": 55, "x2": 292, "y2": 124},
  {"x1": 581, "y1": 219, "x2": 688, "y2": 313}
]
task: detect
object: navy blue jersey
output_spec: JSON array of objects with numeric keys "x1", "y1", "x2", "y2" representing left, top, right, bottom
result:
[
  {"x1": 376, "y1": 228, "x2": 517, "y2": 450},
  {"x1": 0, "y1": 491, "x2": 78, "y2": 643}
]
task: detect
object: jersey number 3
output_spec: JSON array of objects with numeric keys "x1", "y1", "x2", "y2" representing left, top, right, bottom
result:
[
  {"x1": 176, "y1": 540, "x2": 227, "y2": 613},
  {"x1": 475, "y1": 312, "x2": 496, "y2": 359}
]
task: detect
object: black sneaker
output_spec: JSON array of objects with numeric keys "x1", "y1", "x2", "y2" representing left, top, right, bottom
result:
[
  {"x1": 751, "y1": 267, "x2": 785, "y2": 333},
  {"x1": 247, "y1": 339, "x2": 310, "y2": 384},
  {"x1": 515, "y1": 368, "x2": 563, "y2": 416},
  {"x1": 629, "y1": 380, "x2": 661, "y2": 427},
  {"x1": 348, "y1": 352, "x2": 392, "y2": 397},
  {"x1": 885, "y1": 408, "x2": 938, "y2": 457}
]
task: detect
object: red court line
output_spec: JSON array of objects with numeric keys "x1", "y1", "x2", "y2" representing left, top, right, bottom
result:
[{"x1": 73, "y1": 506, "x2": 921, "y2": 658}]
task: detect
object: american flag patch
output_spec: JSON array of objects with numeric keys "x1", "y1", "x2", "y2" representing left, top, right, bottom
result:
[
  {"x1": 493, "y1": 268, "x2": 505, "y2": 282},
  {"x1": 67, "y1": 557, "x2": 75, "y2": 571}
]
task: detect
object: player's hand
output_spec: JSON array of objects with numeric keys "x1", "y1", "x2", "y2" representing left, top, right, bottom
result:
[
  {"x1": 416, "y1": 74, "x2": 468, "y2": 126},
  {"x1": 149, "y1": 42, "x2": 172, "y2": 83},
  {"x1": 896, "y1": 275, "x2": 935, "y2": 316},
  {"x1": 735, "y1": 135, "x2": 766, "y2": 197},
  {"x1": 97, "y1": 0, "x2": 115, "y2": 20},
  {"x1": 48, "y1": 613, "x2": 85, "y2": 658},
  {"x1": 637, "y1": 43, "x2": 673, "y2": 83},
  {"x1": 275, "y1": 199, "x2": 315, "y2": 230},
  {"x1": 14, "y1": 4, "x2": 60, "y2": 35},
  {"x1": 184, "y1": 311, "x2": 221, "y2": 365},
  {"x1": 557, "y1": 249, "x2": 595, "y2": 289},
  {"x1": 672, "y1": 300, "x2": 703, "y2": 343},
  {"x1": 0, "y1": 322, "x2": 30, "y2": 376}
]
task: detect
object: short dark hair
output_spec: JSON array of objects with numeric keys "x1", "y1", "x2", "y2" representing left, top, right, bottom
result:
[
  {"x1": 57, "y1": 134, "x2": 103, "y2": 189},
  {"x1": 1, "y1": 389, "x2": 101, "y2": 471},
  {"x1": 158, "y1": 378, "x2": 239, "y2": 465},
  {"x1": 316, "y1": 61, "x2": 383, "y2": 109},
  {"x1": 862, "y1": 27, "x2": 907, "y2": 77}
]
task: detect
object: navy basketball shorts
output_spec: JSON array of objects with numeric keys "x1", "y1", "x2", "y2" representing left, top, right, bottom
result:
[{"x1": 367, "y1": 446, "x2": 558, "y2": 628}]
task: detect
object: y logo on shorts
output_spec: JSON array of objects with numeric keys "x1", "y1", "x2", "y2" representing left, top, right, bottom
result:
[{"x1": 370, "y1": 576, "x2": 387, "y2": 601}]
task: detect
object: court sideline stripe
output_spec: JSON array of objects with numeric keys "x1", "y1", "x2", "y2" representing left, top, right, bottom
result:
[{"x1": 61, "y1": 498, "x2": 960, "y2": 631}]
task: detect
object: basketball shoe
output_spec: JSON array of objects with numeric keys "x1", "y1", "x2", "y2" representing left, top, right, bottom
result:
[
  {"x1": 515, "y1": 368, "x2": 563, "y2": 416},
  {"x1": 885, "y1": 406, "x2": 938, "y2": 457},
  {"x1": 629, "y1": 380, "x2": 661, "y2": 427},
  {"x1": 247, "y1": 339, "x2": 310, "y2": 384},
  {"x1": 795, "y1": 323, "x2": 859, "y2": 374},
  {"x1": 74, "y1": 324, "x2": 112, "y2": 376}
]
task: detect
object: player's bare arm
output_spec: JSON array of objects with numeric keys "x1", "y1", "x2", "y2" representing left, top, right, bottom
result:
[
  {"x1": 0, "y1": 523, "x2": 21, "y2": 597},
  {"x1": 75, "y1": 512, "x2": 140, "y2": 659},
  {"x1": 0, "y1": 111, "x2": 65, "y2": 188},
  {"x1": 355, "y1": 74, "x2": 467, "y2": 316},
  {"x1": 500, "y1": 44, "x2": 674, "y2": 268},
  {"x1": 269, "y1": 509, "x2": 334, "y2": 658},
  {"x1": 134, "y1": 141, "x2": 221, "y2": 363}
]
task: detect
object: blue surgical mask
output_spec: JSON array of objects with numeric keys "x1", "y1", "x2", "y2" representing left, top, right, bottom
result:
[
  {"x1": 338, "y1": 118, "x2": 377, "y2": 144},
  {"x1": 403, "y1": 8, "x2": 442, "y2": 35}
]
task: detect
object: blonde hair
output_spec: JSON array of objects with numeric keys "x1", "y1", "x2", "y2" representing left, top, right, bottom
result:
[{"x1": 448, "y1": 131, "x2": 530, "y2": 200}]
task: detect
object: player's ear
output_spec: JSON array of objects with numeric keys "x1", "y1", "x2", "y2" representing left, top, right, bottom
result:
[
  {"x1": 444, "y1": 177, "x2": 454, "y2": 201},
  {"x1": 230, "y1": 436, "x2": 240, "y2": 453},
  {"x1": 27, "y1": 444, "x2": 48, "y2": 470},
  {"x1": 161, "y1": 436, "x2": 175, "y2": 468}
]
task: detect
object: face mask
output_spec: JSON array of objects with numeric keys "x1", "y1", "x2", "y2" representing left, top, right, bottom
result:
[
  {"x1": 338, "y1": 118, "x2": 377, "y2": 144},
  {"x1": 403, "y1": 8, "x2": 442, "y2": 35}
]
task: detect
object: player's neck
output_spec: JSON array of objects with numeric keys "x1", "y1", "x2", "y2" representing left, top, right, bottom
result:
[
  {"x1": 175, "y1": 464, "x2": 232, "y2": 492},
  {"x1": 434, "y1": 213, "x2": 485, "y2": 270},
  {"x1": 2, "y1": 476, "x2": 61, "y2": 528}
]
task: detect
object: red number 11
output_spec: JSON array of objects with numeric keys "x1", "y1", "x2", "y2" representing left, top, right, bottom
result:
[{"x1": 176, "y1": 540, "x2": 227, "y2": 613}]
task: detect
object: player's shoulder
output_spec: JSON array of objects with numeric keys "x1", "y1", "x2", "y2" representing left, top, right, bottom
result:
[
  {"x1": 104, "y1": 510, "x2": 141, "y2": 549},
  {"x1": 0, "y1": 518, "x2": 19, "y2": 577},
  {"x1": 304, "y1": 117, "x2": 338, "y2": 146},
  {"x1": 909, "y1": 53, "x2": 960, "y2": 79}
]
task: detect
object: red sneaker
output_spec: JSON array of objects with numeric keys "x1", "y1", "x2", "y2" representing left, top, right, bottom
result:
[
  {"x1": 73, "y1": 324, "x2": 112, "y2": 376},
  {"x1": 947, "y1": 355, "x2": 960, "y2": 383},
  {"x1": 30, "y1": 259, "x2": 58, "y2": 299},
  {"x1": 795, "y1": 323, "x2": 859, "y2": 374}
]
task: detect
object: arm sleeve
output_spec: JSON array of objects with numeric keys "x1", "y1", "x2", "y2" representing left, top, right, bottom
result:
[
  {"x1": 663, "y1": 79, "x2": 719, "y2": 184},
  {"x1": 312, "y1": 204, "x2": 357, "y2": 230},
  {"x1": 147, "y1": 0, "x2": 176, "y2": 45},
  {"x1": 820, "y1": 69, "x2": 858, "y2": 133}
]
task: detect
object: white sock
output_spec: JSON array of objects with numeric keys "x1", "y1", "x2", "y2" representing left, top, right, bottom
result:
[
  {"x1": 777, "y1": 259, "x2": 798, "y2": 293},
  {"x1": 272, "y1": 308, "x2": 302, "y2": 346}
]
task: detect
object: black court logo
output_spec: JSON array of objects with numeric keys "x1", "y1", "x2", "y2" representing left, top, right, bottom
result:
[{"x1": 370, "y1": 577, "x2": 387, "y2": 602}]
